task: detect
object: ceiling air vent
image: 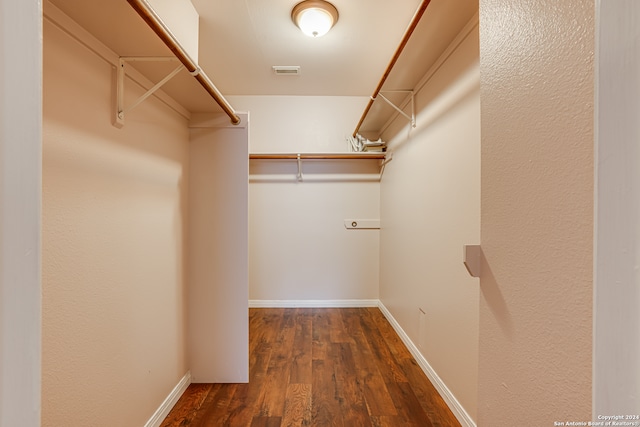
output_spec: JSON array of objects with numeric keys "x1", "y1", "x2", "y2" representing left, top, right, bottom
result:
[{"x1": 272, "y1": 66, "x2": 301, "y2": 76}]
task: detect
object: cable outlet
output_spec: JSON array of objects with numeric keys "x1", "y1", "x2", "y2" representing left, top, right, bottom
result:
[{"x1": 418, "y1": 308, "x2": 427, "y2": 351}]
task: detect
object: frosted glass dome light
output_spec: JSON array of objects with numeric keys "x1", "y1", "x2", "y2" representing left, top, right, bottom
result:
[{"x1": 292, "y1": 1, "x2": 339, "y2": 38}]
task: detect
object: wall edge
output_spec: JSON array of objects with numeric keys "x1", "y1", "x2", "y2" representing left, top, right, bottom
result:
[
  {"x1": 143, "y1": 371, "x2": 192, "y2": 427},
  {"x1": 378, "y1": 301, "x2": 476, "y2": 427}
]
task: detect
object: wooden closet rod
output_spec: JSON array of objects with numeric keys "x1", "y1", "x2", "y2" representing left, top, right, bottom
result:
[
  {"x1": 127, "y1": 0, "x2": 241, "y2": 125},
  {"x1": 352, "y1": 0, "x2": 431, "y2": 137},
  {"x1": 250, "y1": 153, "x2": 386, "y2": 160}
]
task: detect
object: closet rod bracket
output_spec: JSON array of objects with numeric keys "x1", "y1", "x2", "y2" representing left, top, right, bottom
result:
[
  {"x1": 375, "y1": 90, "x2": 416, "y2": 128},
  {"x1": 115, "y1": 56, "x2": 183, "y2": 128},
  {"x1": 379, "y1": 151, "x2": 393, "y2": 179},
  {"x1": 297, "y1": 154, "x2": 303, "y2": 181}
]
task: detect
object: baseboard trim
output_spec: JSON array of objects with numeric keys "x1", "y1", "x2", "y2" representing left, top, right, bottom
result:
[
  {"x1": 144, "y1": 371, "x2": 191, "y2": 427},
  {"x1": 249, "y1": 299, "x2": 380, "y2": 308},
  {"x1": 377, "y1": 302, "x2": 477, "y2": 427}
]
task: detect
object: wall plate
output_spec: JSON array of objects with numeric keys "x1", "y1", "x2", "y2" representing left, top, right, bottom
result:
[{"x1": 344, "y1": 219, "x2": 380, "y2": 229}]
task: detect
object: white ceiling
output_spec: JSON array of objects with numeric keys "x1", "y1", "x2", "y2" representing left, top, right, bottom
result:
[{"x1": 47, "y1": 0, "x2": 477, "y2": 113}]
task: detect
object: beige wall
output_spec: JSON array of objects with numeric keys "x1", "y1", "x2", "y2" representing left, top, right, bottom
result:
[
  {"x1": 379, "y1": 23, "x2": 480, "y2": 424},
  {"x1": 187, "y1": 115, "x2": 249, "y2": 382},
  {"x1": 479, "y1": 0, "x2": 594, "y2": 423},
  {"x1": 228, "y1": 96, "x2": 380, "y2": 303},
  {"x1": 42, "y1": 15, "x2": 189, "y2": 427}
]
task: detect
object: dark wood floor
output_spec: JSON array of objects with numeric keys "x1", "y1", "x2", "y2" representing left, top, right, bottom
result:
[{"x1": 160, "y1": 307, "x2": 461, "y2": 427}]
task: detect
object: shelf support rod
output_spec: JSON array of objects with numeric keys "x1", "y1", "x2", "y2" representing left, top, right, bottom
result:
[
  {"x1": 376, "y1": 91, "x2": 416, "y2": 128},
  {"x1": 116, "y1": 57, "x2": 184, "y2": 127}
]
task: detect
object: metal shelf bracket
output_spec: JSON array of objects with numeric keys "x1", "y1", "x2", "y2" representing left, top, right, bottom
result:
[
  {"x1": 115, "y1": 56, "x2": 184, "y2": 128},
  {"x1": 375, "y1": 90, "x2": 416, "y2": 128}
]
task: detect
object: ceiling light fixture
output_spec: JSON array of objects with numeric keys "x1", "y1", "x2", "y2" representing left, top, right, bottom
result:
[{"x1": 291, "y1": 0, "x2": 339, "y2": 38}]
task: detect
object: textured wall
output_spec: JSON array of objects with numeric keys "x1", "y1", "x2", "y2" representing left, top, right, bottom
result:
[
  {"x1": 379, "y1": 25, "x2": 480, "y2": 422},
  {"x1": 479, "y1": 0, "x2": 594, "y2": 423},
  {"x1": 42, "y1": 16, "x2": 189, "y2": 427}
]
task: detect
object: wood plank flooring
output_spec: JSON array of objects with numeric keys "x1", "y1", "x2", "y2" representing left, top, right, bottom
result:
[{"x1": 160, "y1": 307, "x2": 461, "y2": 427}]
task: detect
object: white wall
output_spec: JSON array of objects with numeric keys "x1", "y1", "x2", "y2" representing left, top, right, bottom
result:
[
  {"x1": 378, "y1": 24, "x2": 480, "y2": 423},
  {"x1": 0, "y1": 1, "x2": 42, "y2": 426},
  {"x1": 42, "y1": 11, "x2": 190, "y2": 427},
  {"x1": 479, "y1": 0, "x2": 594, "y2": 424},
  {"x1": 228, "y1": 96, "x2": 380, "y2": 304},
  {"x1": 594, "y1": 0, "x2": 640, "y2": 415},
  {"x1": 187, "y1": 114, "x2": 249, "y2": 382}
]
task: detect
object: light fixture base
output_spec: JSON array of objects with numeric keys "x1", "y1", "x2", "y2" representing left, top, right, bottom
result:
[{"x1": 291, "y1": 0, "x2": 339, "y2": 38}]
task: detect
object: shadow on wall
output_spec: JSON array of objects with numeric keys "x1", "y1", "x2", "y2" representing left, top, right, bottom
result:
[
  {"x1": 388, "y1": 50, "x2": 479, "y2": 153},
  {"x1": 371, "y1": 21, "x2": 480, "y2": 153},
  {"x1": 479, "y1": 247, "x2": 514, "y2": 340}
]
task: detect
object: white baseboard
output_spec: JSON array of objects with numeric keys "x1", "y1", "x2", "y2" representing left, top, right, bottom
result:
[
  {"x1": 144, "y1": 371, "x2": 192, "y2": 427},
  {"x1": 248, "y1": 299, "x2": 380, "y2": 308},
  {"x1": 377, "y1": 302, "x2": 477, "y2": 427}
]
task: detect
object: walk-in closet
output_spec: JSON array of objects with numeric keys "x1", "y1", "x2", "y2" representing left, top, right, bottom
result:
[{"x1": 3, "y1": 0, "x2": 627, "y2": 426}]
